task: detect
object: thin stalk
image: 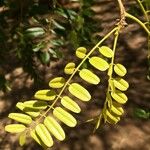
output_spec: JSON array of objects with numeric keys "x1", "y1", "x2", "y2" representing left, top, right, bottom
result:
[
  {"x1": 131, "y1": 0, "x2": 150, "y2": 77},
  {"x1": 125, "y1": 12, "x2": 150, "y2": 36},
  {"x1": 136, "y1": 0, "x2": 149, "y2": 21}
]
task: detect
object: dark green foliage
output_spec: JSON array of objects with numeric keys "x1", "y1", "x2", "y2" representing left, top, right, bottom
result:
[
  {"x1": 0, "y1": 75, "x2": 10, "y2": 91},
  {"x1": 134, "y1": 108, "x2": 150, "y2": 119},
  {"x1": 0, "y1": 0, "x2": 100, "y2": 90}
]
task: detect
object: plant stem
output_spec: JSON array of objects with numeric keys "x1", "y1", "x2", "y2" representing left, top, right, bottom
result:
[
  {"x1": 136, "y1": 0, "x2": 150, "y2": 77},
  {"x1": 125, "y1": 12, "x2": 150, "y2": 36},
  {"x1": 117, "y1": 0, "x2": 127, "y2": 27},
  {"x1": 136, "y1": 0, "x2": 149, "y2": 21}
]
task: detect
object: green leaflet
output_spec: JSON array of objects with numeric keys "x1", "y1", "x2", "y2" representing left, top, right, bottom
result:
[
  {"x1": 76, "y1": 47, "x2": 87, "y2": 59},
  {"x1": 16, "y1": 102, "x2": 40, "y2": 118},
  {"x1": 61, "y1": 96, "x2": 81, "y2": 113},
  {"x1": 111, "y1": 90, "x2": 128, "y2": 104},
  {"x1": 30, "y1": 130, "x2": 47, "y2": 148},
  {"x1": 113, "y1": 78, "x2": 129, "y2": 91},
  {"x1": 49, "y1": 77, "x2": 65, "y2": 88},
  {"x1": 64, "y1": 62, "x2": 76, "y2": 74},
  {"x1": 25, "y1": 27, "x2": 45, "y2": 38},
  {"x1": 114, "y1": 64, "x2": 127, "y2": 77},
  {"x1": 35, "y1": 124, "x2": 53, "y2": 147},
  {"x1": 44, "y1": 116, "x2": 65, "y2": 141},
  {"x1": 5, "y1": 124, "x2": 26, "y2": 133},
  {"x1": 34, "y1": 90, "x2": 56, "y2": 101},
  {"x1": 53, "y1": 107, "x2": 77, "y2": 127},
  {"x1": 108, "y1": 102, "x2": 124, "y2": 116},
  {"x1": 68, "y1": 83, "x2": 91, "y2": 101},
  {"x1": 25, "y1": 27, "x2": 45, "y2": 32},
  {"x1": 23, "y1": 100, "x2": 47, "y2": 110},
  {"x1": 79, "y1": 69, "x2": 100, "y2": 85},
  {"x1": 94, "y1": 115, "x2": 102, "y2": 131},
  {"x1": 19, "y1": 132, "x2": 26, "y2": 146},
  {"x1": 89, "y1": 56, "x2": 109, "y2": 71},
  {"x1": 105, "y1": 110, "x2": 120, "y2": 124},
  {"x1": 99, "y1": 46, "x2": 114, "y2": 58},
  {"x1": 8, "y1": 113, "x2": 32, "y2": 124}
]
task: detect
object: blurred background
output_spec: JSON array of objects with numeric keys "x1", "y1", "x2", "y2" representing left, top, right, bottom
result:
[{"x1": 0, "y1": 0, "x2": 150, "y2": 149}]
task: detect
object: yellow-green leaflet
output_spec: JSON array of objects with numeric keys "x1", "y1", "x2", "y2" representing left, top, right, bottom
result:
[
  {"x1": 5, "y1": 124, "x2": 26, "y2": 133},
  {"x1": 89, "y1": 56, "x2": 109, "y2": 71},
  {"x1": 99, "y1": 46, "x2": 114, "y2": 58},
  {"x1": 105, "y1": 110, "x2": 120, "y2": 124},
  {"x1": 35, "y1": 124, "x2": 53, "y2": 147},
  {"x1": 34, "y1": 90, "x2": 56, "y2": 101},
  {"x1": 79, "y1": 69, "x2": 100, "y2": 85},
  {"x1": 114, "y1": 64, "x2": 127, "y2": 77},
  {"x1": 64, "y1": 62, "x2": 75, "y2": 74},
  {"x1": 49, "y1": 77, "x2": 65, "y2": 88},
  {"x1": 61, "y1": 96, "x2": 81, "y2": 113},
  {"x1": 94, "y1": 115, "x2": 102, "y2": 131},
  {"x1": 30, "y1": 130, "x2": 46, "y2": 148},
  {"x1": 108, "y1": 102, "x2": 124, "y2": 116},
  {"x1": 68, "y1": 83, "x2": 91, "y2": 101},
  {"x1": 111, "y1": 91, "x2": 128, "y2": 104},
  {"x1": 8, "y1": 113, "x2": 32, "y2": 124},
  {"x1": 19, "y1": 132, "x2": 26, "y2": 146},
  {"x1": 23, "y1": 100, "x2": 47, "y2": 110},
  {"x1": 76, "y1": 47, "x2": 87, "y2": 59},
  {"x1": 16, "y1": 102, "x2": 40, "y2": 117},
  {"x1": 44, "y1": 116, "x2": 65, "y2": 141},
  {"x1": 53, "y1": 107, "x2": 77, "y2": 127},
  {"x1": 113, "y1": 78, "x2": 129, "y2": 91}
]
